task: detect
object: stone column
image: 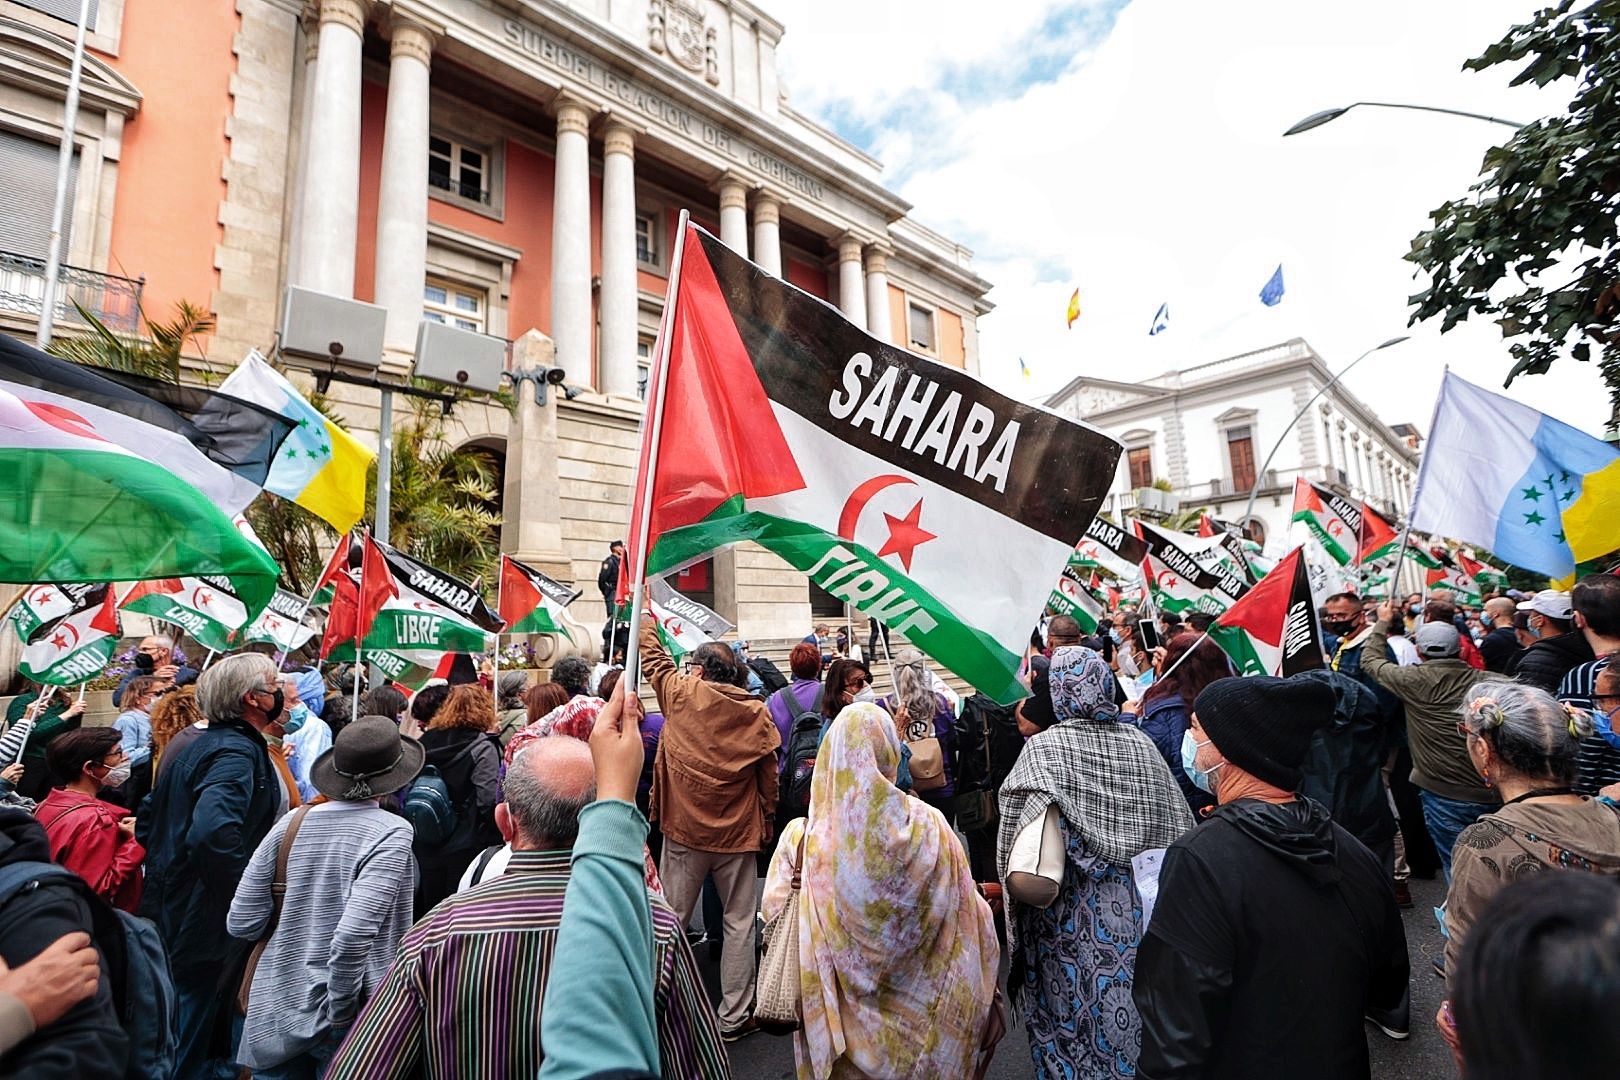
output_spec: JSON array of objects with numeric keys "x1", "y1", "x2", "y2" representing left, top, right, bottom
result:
[
  {"x1": 285, "y1": 17, "x2": 319, "y2": 287},
  {"x1": 1318, "y1": 409, "x2": 1336, "y2": 476},
  {"x1": 373, "y1": 15, "x2": 435, "y2": 353},
  {"x1": 716, "y1": 174, "x2": 749, "y2": 257},
  {"x1": 550, "y1": 94, "x2": 594, "y2": 384},
  {"x1": 864, "y1": 242, "x2": 893, "y2": 344},
  {"x1": 503, "y1": 330, "x2": 570, "y2": 574},
  {"x1": 293, "y1": 0, "x2": 367, "y2": 296},
  {"x1": 598, "y1": 119, "x2": 639, "y2": 399},
  {"x1": 835, "y1": 232, "x2": 867, "y2": 329},
  {"x1": 751, "y1": 191, "x2": 781, "y2": 276}
]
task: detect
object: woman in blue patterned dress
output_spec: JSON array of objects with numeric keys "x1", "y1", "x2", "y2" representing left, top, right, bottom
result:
[{"x1": 998, "y1": 647, "x2": 1196, "y2": 1078}]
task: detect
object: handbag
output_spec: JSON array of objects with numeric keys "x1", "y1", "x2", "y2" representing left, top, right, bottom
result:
[
  {"x1": 952, "y1": 705, "x2": 1000, "y2": 832},
  {"x1": 1004, "y1": 804, "x2": 1065, "y2": 909},
  {"x1": 237, "y1": 804, "x2": 312, "y2": 1014},
  {"x1": 974, "y1": 988, "x2": 1008, "y2": 1080},
  {"x1": 904, "y1": 716, "x2": 947, "y2": 792},
  {"x1": 754, "y1": 831, "x2": 808, "y2": 1033}
]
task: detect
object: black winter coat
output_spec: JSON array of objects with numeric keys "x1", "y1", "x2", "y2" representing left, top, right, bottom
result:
[
  {"x1": 1509, "y1": 631, "x2": 1594, "y2": 693},
  {"x1": 0, "y1": 808, "x2": 126, "y2": 1078},
  {"x1": 1298, "y1": 670, "x2": 1398, "y2": 847}
]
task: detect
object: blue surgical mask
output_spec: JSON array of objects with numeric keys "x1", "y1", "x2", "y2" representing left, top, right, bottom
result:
[
  {"x1": 1109, "y1": 629, "x2": 1125, "y2": 645},
  {"x1": 1593, "y1": 706, "x2": 1620, "y2": 751},
  {"x1": 1181, "y1": 730, "x2": 1222, "y2": 794},
  {"x1": 282, "y1": 703, "x2": 310, "y2": 734}
]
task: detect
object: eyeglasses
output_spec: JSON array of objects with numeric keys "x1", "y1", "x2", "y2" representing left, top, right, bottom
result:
[
  {"x1": 1456, "y1": 722, "x2": 1478, "y2": 740},
  {"x1": 846, "y1": 674, "x2": 870, "y2": 689}
]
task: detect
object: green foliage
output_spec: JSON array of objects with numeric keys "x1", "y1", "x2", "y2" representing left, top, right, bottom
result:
[
  {"x1": 369, "y1": 397, "x2": 502, "y2": 584},
  {"x1": 1406, "y1": 0, "x2": 1620, "y2": 410},
  {"x1": 45, "y1": 300, "x2": 217, "y2": 383}
]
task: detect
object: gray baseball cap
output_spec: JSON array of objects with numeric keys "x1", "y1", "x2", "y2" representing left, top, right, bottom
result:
[{"x1": 1414, "y1": 622, "x2": 1461, "y2": 659}]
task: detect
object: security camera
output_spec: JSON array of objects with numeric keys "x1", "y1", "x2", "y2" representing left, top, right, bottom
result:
[{"x1": 545, "y1": 367, "x2": 567, "y2": 386}]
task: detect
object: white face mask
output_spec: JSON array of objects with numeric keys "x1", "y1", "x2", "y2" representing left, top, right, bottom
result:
[
  {"x1": 98, "y1": 763, "x2": 132, "y2": 789},
  {"x1": 852, "y1": 687, "x2": 878, "y2": 704}
]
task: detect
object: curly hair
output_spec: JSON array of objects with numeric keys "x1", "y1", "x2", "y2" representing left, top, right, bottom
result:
[
  {"x1": 150, "y1": 686, "x2": 206, "y2": 757},
  {"x1": 552, "y1": 657, "x2": 594, "y2": 697},
  {"x1": 428, "y1": 684, "x2": 498, "y2": 732}
]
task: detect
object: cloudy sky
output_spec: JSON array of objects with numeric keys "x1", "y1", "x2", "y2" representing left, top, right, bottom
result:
[{"x1": 771, "y1": 0, "x2": 1610, "y2": 436}]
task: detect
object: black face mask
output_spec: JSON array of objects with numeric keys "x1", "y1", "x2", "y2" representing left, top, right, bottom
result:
[
  {"x1": 1323, "y1": 617, "x2": 1357, "y2": 636},
  {"x1": 254, "y1": 686, "x2": 285, "y2": 724}
]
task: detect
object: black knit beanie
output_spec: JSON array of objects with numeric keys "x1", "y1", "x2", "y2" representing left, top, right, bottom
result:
[{"x1": 1192, "y1": 675, "x2": 1335, "y2": 791}]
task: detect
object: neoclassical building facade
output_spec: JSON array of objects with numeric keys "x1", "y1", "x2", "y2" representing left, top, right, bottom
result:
[{"x1": 1, "y1": 0, "x2": 994, "y2": 640}]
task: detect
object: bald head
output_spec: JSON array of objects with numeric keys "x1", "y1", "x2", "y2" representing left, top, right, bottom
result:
[
  {"x1": 500, "y1": 738, "x2": 597, "y2": 850},
  {"x1": 1484, "y1": 597, "x2": 1516, "y2": 624}
]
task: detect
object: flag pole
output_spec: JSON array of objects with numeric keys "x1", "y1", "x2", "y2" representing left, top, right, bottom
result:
[
  {"x1": 352, "y1": 530, "x2": 366, "y2": 716},
  {"x1": 202, "y1": 649, "x2": 217, "y2": 670},
  {"x1": 1156, "y1": 626, "x2": 1215, "y2": 682},
  {"x1": 623, "y1": 210, "x2": 690, "y2": 694},
  {"x1": 492, "y1": 563, "x2": 501, "y2": 688}
]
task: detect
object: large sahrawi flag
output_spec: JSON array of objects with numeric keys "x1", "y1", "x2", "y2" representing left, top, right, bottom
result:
[
  {"x1": 1134, "y1": 519, "x2": 1251, "y2": 616},
  {"x1": 623, "y1": 223, "x2": 1120, "y2": 704},
  {"x1": 648, "y1": 576, "x2": 733, "y2": 659},
  {"x1": 120, "y1": 577, "x2": 250, "y2": 653},
  {"x1": 19, "y1": 584, "x2": 120, "y2": 685},
  {"x1": 238, "y1": 587, "x2": 321, "y2": 652},
  {"x1": 0, "y1": 385, "x2": 280, "y2": 611},
  {"x1": 1207, "y1": 547, "x2": 1325, "y2": 677},
  {"x1": 499, "y1": 555, "x2": 582, "y2": 638},
  {"x1": 325, "y1": 538, "x2": 505, "y2": 661},
  {"x1": 1047, "y1": 565, "x2": 1104, "y2": 633},
  {"x1": 1291, "y1": 478, "x2": 1362, "y2": 566}
]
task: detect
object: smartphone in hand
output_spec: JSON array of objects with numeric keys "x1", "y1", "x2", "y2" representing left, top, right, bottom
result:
[{"x1": 1138, "y1": 619, "x2": 1161, "y2": 652}]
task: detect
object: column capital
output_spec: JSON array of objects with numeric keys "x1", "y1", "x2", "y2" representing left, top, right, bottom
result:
[
  {"x1": 554, "y1": 92, "x2": 594, "y2": 138},
  {"x1": 601, "y1": 117, "x2": 637, "y2": 158},
  {"x1": 863, "y1": 240, "x2": 893, "y2": 274},
  {"x1": 713, "y1": 171, "x2": 749, "y2": 209},
  {"x1": 752, "y1": 190, "x2": 781, "y2": 225},
  {"x1": 835, "y1": 231, "x2": 865, "y2": 264},
  {"x1": 317, "y1": 0, "x2": 368, "y2": 36},
  {"x1": 386, "y1": 13, "x2": 436, "y2": 65}
]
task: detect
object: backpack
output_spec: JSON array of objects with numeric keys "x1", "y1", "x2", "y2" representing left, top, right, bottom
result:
[
  {"x1": 402, "y1": 764, "x2": 460, "y2": 847},
  {"x1": 0, "y1": 862, "x2": 177, "y2": 1079},
  {"x1": 749, "y1": 657, "x2": 789, "y2": 696},
  {"x1": 775, "y1": 685, "x2": 824, "y2": 821}
]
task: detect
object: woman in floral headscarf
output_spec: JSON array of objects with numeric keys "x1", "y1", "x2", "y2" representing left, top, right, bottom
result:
[
  {"x1": 761, "y1": 702, "x2": 999, "y2": 1079},
  {"x1": 997, "y1": 646, "x2": 1196, "y2": 1079}
]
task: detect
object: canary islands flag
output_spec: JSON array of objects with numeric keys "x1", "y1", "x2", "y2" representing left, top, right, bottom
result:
[
  {"x1": 1066, "y1": 289, "x2": 1081, "y2": 328},
  {"x1": 220, "y1": 351, "x2": 375, "y2": 533},
  {"x1": 1409, "y1": 371, "x2": 1620, "y2": 579}
]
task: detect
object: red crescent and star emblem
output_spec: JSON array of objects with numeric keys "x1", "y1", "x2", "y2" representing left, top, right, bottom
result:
[
  {"x1": 48, "y1": 623, "x2": 79, "y2": 652},
  {"x1": 1327, "y1": 519, "x2": 1345, "y2": 537},
  {"x1": 836, "y1": 475, "x2": 938, "y2": 573},
  {"x1": 193, "y1": 589, "x2": 213, "y2": 609},
  {"x1": 30, "y1": 586, "x2": 55, "y2": 606},
  {"x1": 1157, "y1": 570, "x2": 1180, "y2": 590}
]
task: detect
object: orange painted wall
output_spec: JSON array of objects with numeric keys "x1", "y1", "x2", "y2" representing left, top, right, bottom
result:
[
  {"x1": 104, "y1": 1, "x2": 238, "y2": 319},
  {"x1": 887, "y1": 283, "x2": 905, "y2": 349},
  {"x1": 354, "y1": 79, "x2": 556, "y2": 344}
]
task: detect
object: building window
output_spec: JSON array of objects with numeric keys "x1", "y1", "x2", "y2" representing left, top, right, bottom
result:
[
  {"x1": 1227, "y1": 424, "x2": 1256, "y2": 491},
  {"x1": 636, "y1": 338, "x2": 653, "y2": 400},
  {"x1": 428, "y1": 134, "x2": 488, "y2": 204},
  {"x1": 1127, "y1": 445, "x2": 1154, "y2": 489},
  {"x1": 635, "y1": 212, "x2": 658, "y2": 267},
  {"x1": 907, "y1": 302, "x2": 935, "y2": 353},
  {"x1": 423, "y1": 278, "x2": 486, "y2": 333},
  {"x1": 16, "y1": 0, "x2": 97, "y2": 28}
]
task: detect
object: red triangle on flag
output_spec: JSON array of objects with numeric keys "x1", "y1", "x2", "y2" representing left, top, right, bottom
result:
[
  {"x1": 498, "y1": 554, "x2": 542, "y2": 628},
  {"x1": 1210, "y1": 547, "x2": 1324, "y2": 676},
  {"x1": 1291, "y1": 477, "x2": 1323, "y2": 516},
  {"x1": 89, "y1": 588, "x2": 120, "y2": 635},
  {"x1": 1357, "y1": 502, "x2": 1398, "y2": 562}
]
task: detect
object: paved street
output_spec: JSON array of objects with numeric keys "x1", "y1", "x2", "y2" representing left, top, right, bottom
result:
[{"x1": 703, "y1": 871, "x2": 1456, "y2": 1078}]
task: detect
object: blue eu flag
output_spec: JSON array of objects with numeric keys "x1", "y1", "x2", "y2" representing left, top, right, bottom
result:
[{"x1": 1259, "y1": 265, "x2": 1285, "y2": 307}]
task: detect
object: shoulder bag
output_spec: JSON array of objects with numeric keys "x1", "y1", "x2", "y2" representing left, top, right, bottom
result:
[
  {"x1": 237, "y1": 804, "x2": 313, "y2": 1014},
  {"x1": 754, "y1": 830, "x2": 808, "y2": 1033}
]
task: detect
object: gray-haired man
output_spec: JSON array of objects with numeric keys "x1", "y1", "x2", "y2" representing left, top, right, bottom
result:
[{"x1": 138, "y1": 653, "x2": 285, "y2": 1080}]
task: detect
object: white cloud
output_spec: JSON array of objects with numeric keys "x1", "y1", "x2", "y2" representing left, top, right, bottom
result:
[{"x1": 774, "y1": 0, "x2": 1611, "y2": 438}]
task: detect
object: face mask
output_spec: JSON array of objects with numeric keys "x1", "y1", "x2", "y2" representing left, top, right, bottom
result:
[
  {"x1": 1109, "y1": 629, "x2": 1125, "y2": 645},
  {"x1": 282, "y1": 703, "x2": 309, "y2": 734},
  {"x1": 1479, "y1": 613, "x2": 1493, "y2": 628},
  {"x1": 1527, "y1": 618, "x2": 1543, "y2": 640},
  {"x1": 1592, "y1": 707, "x2": 1620, "y2": 751},
  {"x1": 1323, "y1": 618, "x2": 1355, "y2": 636},
  {"x1": 97, "y1": 763, "x2": 132, "y2": 789},
  {"x1": 1408, "y1": 605, "x2": 1422, "y2": 617},
  {"x1": 1181, "y1": 730, "x2": 1222, "y2": 795},
  {"x1": 255, "y1": 686, "x2": 285, "y2": 724},
  {"x1": 852, "y1": 687, "x2": 877, "y2": 704}
]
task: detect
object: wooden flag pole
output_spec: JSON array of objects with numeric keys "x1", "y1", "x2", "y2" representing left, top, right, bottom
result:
[{"x1": 623, "y1": 210, "x2": 690, "y2": 694}]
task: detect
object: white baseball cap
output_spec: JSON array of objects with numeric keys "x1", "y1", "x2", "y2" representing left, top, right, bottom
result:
[{"x1": 1516, "y1": 590, "x2": 1573, "y2": 620}]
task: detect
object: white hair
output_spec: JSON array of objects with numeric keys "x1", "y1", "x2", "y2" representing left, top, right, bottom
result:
[{"x1": 196, "y1": 653, "x2": 277, "y2": 723}]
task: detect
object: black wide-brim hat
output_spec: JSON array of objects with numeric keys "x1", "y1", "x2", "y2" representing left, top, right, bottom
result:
[{"x1": 311, "y1": 714, "x2": 425, "y2": 801}]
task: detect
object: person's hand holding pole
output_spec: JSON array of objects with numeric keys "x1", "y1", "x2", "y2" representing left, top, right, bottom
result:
[{"x1": 589, "y1": 677, "x2": 645, "y2": 805}]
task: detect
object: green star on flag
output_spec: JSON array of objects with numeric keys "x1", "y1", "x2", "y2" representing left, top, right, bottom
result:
[
  {"x1": 1521, "y1": 485, "x2": 1542, "y2": 501},
  {"x1": 1525, "y1": 510, "x2": 1546, "y2": 526}
]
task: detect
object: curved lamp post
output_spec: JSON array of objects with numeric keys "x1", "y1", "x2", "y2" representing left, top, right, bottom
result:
[
  {"x1": 1284, "y1": 102, "x2": 1524, "y2": 137},
  {"x1": 1241, "y1": 336, "x2": 1410, "y2": 528}
]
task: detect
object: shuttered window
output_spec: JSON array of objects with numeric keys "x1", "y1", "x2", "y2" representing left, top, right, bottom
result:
[
  {"x1": 16, "y1": 0, "x2": 97, "y2": 30},
  {"x1": 0, "y1": 131, "x2": 76, "y2": 261}
]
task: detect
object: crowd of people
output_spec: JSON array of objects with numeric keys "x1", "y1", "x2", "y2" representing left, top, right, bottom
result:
[{"x1": 0, "y1": 570, "x2": 1616, "y2": 1079}]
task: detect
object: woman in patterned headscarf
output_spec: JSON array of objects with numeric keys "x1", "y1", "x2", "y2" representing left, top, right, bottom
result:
[
  {"x1": 761, "y1": 702, "x2": 999, "y2": 1079},
  {"x1": 997, "y1": 646, "x2": 1196, "y2": 1079}
]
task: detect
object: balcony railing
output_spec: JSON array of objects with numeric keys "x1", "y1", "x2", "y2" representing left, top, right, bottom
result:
[{"x1": 0, "y1": 250, "x2": 143, "y2": 334}]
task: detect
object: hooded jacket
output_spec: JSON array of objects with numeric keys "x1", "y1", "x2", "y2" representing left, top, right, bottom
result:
[
  {"x1": 0, "y1": 808, "x2": 127, "y2": 1078},
  {"x1": 1134, "y1": 798, "x2": 1409, "y2": 1080},
  {"x1": 1444, "y1": 797, "x2": 1620, "y2": 975},
  {"x1": 1297, "y1": 670, "x2": 1398, "y2": 847},
  {"x1": 640, "y1": 622, "x2": 779, "y2": 853}
]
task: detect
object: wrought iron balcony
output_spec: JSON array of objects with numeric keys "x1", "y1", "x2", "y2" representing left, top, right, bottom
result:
[{"x1": 0, "y1": 250, "x2": 143, "y2": 334}]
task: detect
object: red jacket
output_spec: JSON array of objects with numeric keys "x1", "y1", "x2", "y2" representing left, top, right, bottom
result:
[{"x1": 36, "y1": 788, "x2": 145, "y2": 912}]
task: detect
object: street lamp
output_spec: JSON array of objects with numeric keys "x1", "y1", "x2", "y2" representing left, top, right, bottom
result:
[
  {"x1": 1284, "y1": 102, "x2": 1525, "y2": 137},
  {"x1": 1241, "y1": 336, "x2": 1410, "y2": 528}
]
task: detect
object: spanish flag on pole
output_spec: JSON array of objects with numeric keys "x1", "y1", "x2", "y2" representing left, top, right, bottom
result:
[{"x1": 1066, "y1": 288, "x2": 1082, "y2": 329}]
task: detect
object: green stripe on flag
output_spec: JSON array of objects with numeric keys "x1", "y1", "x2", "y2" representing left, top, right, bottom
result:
[
  {"x1": 648, "y1": 497, "x2": 1028, "y2": 705},
  {"x1": 1206, "y1": 623, "x2": 1271, "y2": 677}
]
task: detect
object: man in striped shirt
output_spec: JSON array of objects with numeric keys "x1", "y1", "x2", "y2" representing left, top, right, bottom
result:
[
  {"x1": 325, "y1": 736, "x2": 728, "y2": 1080},
  {"x1": 1556, "y1": 575, "x2": 1620, "y2": 794}
]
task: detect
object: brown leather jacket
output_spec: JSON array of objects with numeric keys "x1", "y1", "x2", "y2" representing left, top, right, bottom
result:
[{"x1": 641, "y1": 622, "x2": 780, "y2": 853}]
